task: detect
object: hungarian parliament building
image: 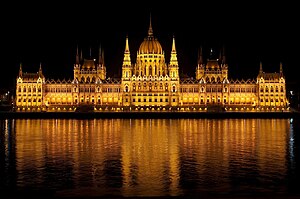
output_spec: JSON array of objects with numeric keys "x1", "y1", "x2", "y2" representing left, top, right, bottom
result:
[{"x1": 15, "y1": 19, "x2": 289, "y2": 112}]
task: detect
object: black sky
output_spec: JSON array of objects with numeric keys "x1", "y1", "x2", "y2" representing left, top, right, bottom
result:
[{"x1": 1, "y1": 2, "x2": 299, "y2": 91}]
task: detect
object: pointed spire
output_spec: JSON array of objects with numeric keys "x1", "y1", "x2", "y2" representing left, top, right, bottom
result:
[
  {"x1": 76, "y1": 45, "x2": 80, "y2": 64},
  {"x1": 222, "y1": 45, "x2": 226, "y2": 64},
  {"x1": 98, "y1": 44, "x2": 106, "y2": 80},
  {"x1": 19, "y1": 62, "x2": 23, "y2": 77},
  {"x1": 280, "y1": 62, "x2": 283, "y2": 73},
  {"x1": 102, "y1": 49, "x2": 105, "y2": 66},
  {"x1": 39, "y1": 62, "x2": 42, "y2": 72},
  {"x1": 198, "y1": 46, "x2": 203, "y2": 65},
  {"x1": 148, "y1": 13, "x2": 153, "y2": 37},
  {"x1": 39, "y1": 62, "x2": 43, "y2": 77},
  {"x1": 89, "y1": 47, "x2": 92, "y2": 58},
  {"x1": 259, "y1": 61, "x2": 263, "y2": 73},
  {"x1": 219, "y1": 49, "x2": 222, "y2": 61},
  {"x1": 170, "y1": 35, "x2": 178, "y2": 66},
  {"x1": 123, "y1": 35, "x2": 131, "y2": 66},
  {"x1": 98, "y1": 44, "x2": 102, "y2": 65},
  {"x1": 125, "y1": 34, "x2": 130, "y2": 53},
  {"x1": 171, "y1": 34, "x2": 176, "y2": 52},
  {"x1": 80, "y1": 49, "x2": 83, "y2": 62}
]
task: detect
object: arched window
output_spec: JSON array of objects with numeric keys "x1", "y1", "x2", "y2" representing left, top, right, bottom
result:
[
  {"x1": 125, "y1": 85, "x2": 129, "y2": 92},
  {"x1": 280, "y1": 86, "x2": 284, "y2": 92},
  {"x1": 260, "y1": 86, "x2": 264, "y2": 92},
  {"x1": 172, "y1": 85, "x2": 176, "y2": 92}
]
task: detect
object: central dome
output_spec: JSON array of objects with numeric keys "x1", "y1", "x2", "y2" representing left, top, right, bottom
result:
[
  {"x1": 138, "y1": 18, "x2": 163, "y2": 54},
  {"x1": 139, "y1": 37, "x2": 163, "y2": 54}
]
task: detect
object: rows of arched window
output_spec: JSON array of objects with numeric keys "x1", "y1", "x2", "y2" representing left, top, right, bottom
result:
[
  {"x1": 205, "y1": 76, "x2": 223, "y2": 83},
  {"x1": 17, "y1": 98, "x2": 42, "y2": 103},
  {"x1": 260, "y1": 86, "x2": 284, "y2": 93},
  {"x1": 80, "y1": 76, "x2": 96, "y2": 83},
  {"x1": 131, "y1": 82, "x2": 170, "y2": 91},
  {"x1": 18, "y1": 86, "x2": 41, "y2": 93}
]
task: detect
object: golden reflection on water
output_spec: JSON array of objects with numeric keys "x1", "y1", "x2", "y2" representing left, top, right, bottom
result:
[{"x1": 12, "y1": 118, "x2": 291, "y2": 196}]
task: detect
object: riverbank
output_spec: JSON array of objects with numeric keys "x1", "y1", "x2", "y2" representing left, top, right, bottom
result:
[{"x1": 0, "y1": 111, "x2": 299, "y2": 119}]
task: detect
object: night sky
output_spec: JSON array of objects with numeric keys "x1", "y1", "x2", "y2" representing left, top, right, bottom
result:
[{"x1": 1, "y1": 2, "x2": 299, "y2": 92}]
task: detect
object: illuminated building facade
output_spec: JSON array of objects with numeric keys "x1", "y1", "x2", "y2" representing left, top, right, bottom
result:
[{"x1": 15, "y1": 19, "x2": 289, "y2": 112}]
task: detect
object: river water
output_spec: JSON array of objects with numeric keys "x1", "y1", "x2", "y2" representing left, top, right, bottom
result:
[{"x1": 0, "y1": 118, "x2": 299, "y2": 198}]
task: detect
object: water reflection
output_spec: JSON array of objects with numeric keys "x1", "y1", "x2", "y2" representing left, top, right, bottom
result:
[
  {"x1": 0, "y1": 118, "x2": 298, "y2": 197},
  {"x1": 0, "y1": 119, "x2": 17, "y2": 191}
]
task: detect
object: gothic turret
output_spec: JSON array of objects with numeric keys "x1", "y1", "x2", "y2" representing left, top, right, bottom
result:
[
  {"x1": 122, "y1": 35, "x2": 132, "y2": 80},
  {"x1": 38, "y1": 62, "x2": 44, "y2": 78},
  {"x1": 196, "y1": 47, "x2": 204, "y2": 80},
  {"x1": 98, "y1": 45, "x2": 106, "y2": 80},
  {"x1": 18, "y1": 62, "x2": 23, "y2": 78},
  {"x1": 169, "y1": 35, "x2": 179, "y2": 79}
]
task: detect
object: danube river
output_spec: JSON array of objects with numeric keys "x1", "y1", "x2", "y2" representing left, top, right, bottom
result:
[{"x1": 1, "y1": 118, "x2": 300, "y2": 198}]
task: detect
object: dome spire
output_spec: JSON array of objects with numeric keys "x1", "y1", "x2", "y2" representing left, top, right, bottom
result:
[
  {"x1": 138, "y1": 13, "x2": 162, "y2": 55},
  {"x1": 148, "y1": 13, "x2": 153, "y2": 37}
]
